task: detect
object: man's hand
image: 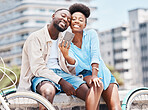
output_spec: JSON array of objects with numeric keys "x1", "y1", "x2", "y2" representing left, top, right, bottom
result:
[{"x1": 58, "y1": 78, "x2": 76, "y2": 96}]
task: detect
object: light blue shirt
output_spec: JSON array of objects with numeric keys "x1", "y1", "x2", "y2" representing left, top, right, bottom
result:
[{"x1": 69, "y1": 29, "x2": 112, "y2": 90}]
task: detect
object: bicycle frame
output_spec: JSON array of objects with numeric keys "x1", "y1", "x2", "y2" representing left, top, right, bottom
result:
[
  {"x1": 121, "y1": 87, "x2": 148, "y2": 110},
  {"x1": 0, "y1": 57, "x2": 55, "y2": 110},
  {"x1": 0, "y1": 94, "x2": 10, "y2": 110},
  {"x1": 0, "y1": 57, "x2": 17, "y2": 110}
]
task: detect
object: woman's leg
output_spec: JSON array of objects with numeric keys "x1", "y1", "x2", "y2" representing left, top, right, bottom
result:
[
  {"x1": 102, "y1": 83, "x2": 122, "y2": 110},
  {"x1": 86, "y1": 85, "x2": 103, "y2": 110},
  {"x1": 84, "y1": 76, "x2": 103, "y2": 110},
  {"x1": 75, "y1": 83, "x2": 103, "y2": 110}
]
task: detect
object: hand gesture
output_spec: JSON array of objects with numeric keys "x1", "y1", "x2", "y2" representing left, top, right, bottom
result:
[
  {"x1": 59, "y1": 40, "x2": 70, "y2": 58},
  {"x1": 89, "y1": 75, "x2": 103, "y2": 88},
  {"x1": 58, "y1": 78, "x2": 76, "y2": 96}
]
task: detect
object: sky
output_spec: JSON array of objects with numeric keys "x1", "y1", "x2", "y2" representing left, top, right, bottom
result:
[{"x1": 91, "y1": 0, "x2": 148, "y2": 31}]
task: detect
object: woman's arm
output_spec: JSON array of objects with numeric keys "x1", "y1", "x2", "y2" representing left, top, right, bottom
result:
[
  {"x1": 59, "y1": 40, "x2": 76, "y2": 65},
  {"x1": 90, "y1": 29, "x2": 101, "y2": 66},
  {"x1": 89, "y1": 63, "x2": 102, "y2": 87},
  {"x1": 89, "y1": 30, "x2": 103, "y2": 87},
  {"x1": 91, "y1": 63, "x2": 99, "y2": 76}
]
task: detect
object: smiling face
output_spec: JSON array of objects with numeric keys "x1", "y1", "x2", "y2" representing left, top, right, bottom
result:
[
  {"x1": 53, "y1": 9, "x2": 71, "y2": 32},
  {"x1": 70, "y1": 12, "x2": 86, "y2": 32}
]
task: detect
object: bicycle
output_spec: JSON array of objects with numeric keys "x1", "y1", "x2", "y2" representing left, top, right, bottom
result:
[
  {"x1": 122, "y1": 87, "x2": 148, "y2": 110},
  {"x1": 0, "y1": 57, "x2": 55, "y2": 110}
]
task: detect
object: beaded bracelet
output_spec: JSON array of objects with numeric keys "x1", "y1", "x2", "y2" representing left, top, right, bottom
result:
[{"x1": 92, "y1": 67, "x2": 99, "y2": 71}]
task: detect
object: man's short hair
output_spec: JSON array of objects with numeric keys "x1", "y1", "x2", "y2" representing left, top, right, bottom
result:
[
  {"x1": 69, "y1": 3, "x2": 90, "y2": 18},
  {"x1": 55, "y1": 8, "x2": 70, "y2": 14}
]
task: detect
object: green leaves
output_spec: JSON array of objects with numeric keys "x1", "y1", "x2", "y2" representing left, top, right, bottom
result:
[
  {"x1": 106, "y1": 65, "x2": 124, "y2": 86},
  {"x1": 0, "y1": 65, "x2": 20, "y2": 91}
]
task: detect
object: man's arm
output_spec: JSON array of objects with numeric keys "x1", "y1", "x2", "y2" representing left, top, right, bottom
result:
[{"x1": 58, "y1": 78, "x2": 76, "y2": 96}]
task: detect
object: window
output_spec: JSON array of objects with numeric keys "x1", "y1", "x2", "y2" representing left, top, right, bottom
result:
[
  {"x1": 141, "y1": 45, "x2": 147, "y2": 51},
  {"x1": 49, "y1": 9, "x2": 55, "y2": 12},
  {"x1": 108, "y1": 52, "x2": 110, "y2": 56},
  {"x1": 40, "y1": 9, "x2": 45, "y2": 12},
  {"x1": 20, "y1": 21, "x2": 28, "y2": 25},
  {"x1": 122, "y1": 27, "x2": 126, "y2": 31},
  {"x1": 113, "y1": 37, "x2": 127, "y2": 42},
  {"x1": 140, "y1": 23, "x2": 147, "y2": 28},
  {"x1": 115, "y1": 59, "x2": 128, "y2": 64},
  {"x1": 132, "y1": 21, "x2": 135, "y2": 28},
  {"x1": 21, "y1": 33, "x2": 29, "y2": 37},
  {"x1": 108, "y1": 62, "x2": 111, "y2": 65},
  {"x1": 36, "y1": 20, "x2": 46, "y2": 24}
]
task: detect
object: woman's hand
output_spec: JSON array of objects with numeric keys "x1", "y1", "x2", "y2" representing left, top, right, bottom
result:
[
  {"x1": 59, "y1": 40, "x2": 70, "y2": 58},
  {"x1": 89, "y1": 75, "x2": 103, "y2": 88},
  {"x1": 59, "y1": 40, "x2": 75, "y2": 65}
]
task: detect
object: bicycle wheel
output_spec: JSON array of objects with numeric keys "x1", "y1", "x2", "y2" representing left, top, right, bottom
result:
[
  {"x1": 126, "y1": 89, "x2": 148, "y2": 110},
  {"x1": 4, "y1": 92, "x2": 56, "y2": 110}
]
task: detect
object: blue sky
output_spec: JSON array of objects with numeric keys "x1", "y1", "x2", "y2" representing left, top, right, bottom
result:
[{"x1": 91, "y1": 0, "x2": 148, "y2": 31}]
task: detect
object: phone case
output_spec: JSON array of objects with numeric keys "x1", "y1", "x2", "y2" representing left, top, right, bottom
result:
[{"x1": 62, "y1": 31, "x2": 75, "y2": 48}]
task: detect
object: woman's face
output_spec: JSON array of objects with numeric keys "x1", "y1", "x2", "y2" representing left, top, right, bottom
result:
[{"x1": 70, "y1": 12, "x2": 86, "y2": 32}]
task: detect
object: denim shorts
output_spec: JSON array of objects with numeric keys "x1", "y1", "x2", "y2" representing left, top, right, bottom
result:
[
  {"x1": 31, "y1": 69, "x2": 86, "y2": 94},
  {"x1": 78, "y1": 69, "x2": 119, "y2": 88}
]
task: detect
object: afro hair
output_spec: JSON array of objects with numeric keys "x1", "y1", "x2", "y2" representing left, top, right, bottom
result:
[{"x1": 69, "y1": 3, "x2": 90, "y2": 18}]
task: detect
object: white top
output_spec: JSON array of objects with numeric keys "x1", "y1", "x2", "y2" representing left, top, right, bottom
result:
[{"x1": 46, "y1": 39, "x2": 61, "y2": 69}]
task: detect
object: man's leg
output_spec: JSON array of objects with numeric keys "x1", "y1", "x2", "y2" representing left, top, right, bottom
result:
[
  {"x1": 102, "y1": 83, "x2": 122, "y2": 110},
  {"x1": 75, "y1": 83, "x2": 89, "y2": 101},
  {"x1": 36, "y1": 81, "x2": 56, "y2": 103},
  {"x1": 36, "y1": 81, "x2": 56, "y2": 110}
]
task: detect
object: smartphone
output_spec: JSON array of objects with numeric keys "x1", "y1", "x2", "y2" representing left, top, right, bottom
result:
[{"x1": 61, "y1": 31, "x2": 75, "y2": 48}]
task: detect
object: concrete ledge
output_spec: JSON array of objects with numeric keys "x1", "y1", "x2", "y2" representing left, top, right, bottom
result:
[
  {"x1": 53, "y1": 90, "x2": 129, "y2": 108},
  {"x1": 0, "y1": 90, "x2": 129, "y2": 109},
  {"x1": 53, "y1": 94, "x2": 85, "y2": 108}
]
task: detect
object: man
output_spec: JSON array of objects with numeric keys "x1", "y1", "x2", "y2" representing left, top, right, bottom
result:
[{"x1": 18, "y1": 8, "x2": 90, "y2": 108}]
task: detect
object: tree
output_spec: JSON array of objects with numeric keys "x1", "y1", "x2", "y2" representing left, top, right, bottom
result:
[
  {"x1": 106, "y1": 65, "x2": 124, "y2": 86},
  {"x1": 0, "y1": 65, "x2": 20, "y2": 91}
]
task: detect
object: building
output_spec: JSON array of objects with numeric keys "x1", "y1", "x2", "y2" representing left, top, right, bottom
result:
[
  {"x1": 99, "y1": 25, "x2": 131, "y2": 89},
  {"x1": 139, "y1": 22, "x2": 148, "y2": 86},
  {"x1": 99, "y1": 29, "x2": 114, "y2": 66},
  {"x1": 99, "y1": 8, "x2": 148, "y2": 88},
  {"x1": 129, "y1": 8, "x2": 148, "y2": 87},
  {"x1": 0, "y1": 0, "x2": 98, "y2": 66}
]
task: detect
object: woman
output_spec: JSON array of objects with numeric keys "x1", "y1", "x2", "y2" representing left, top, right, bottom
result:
[{"x1": 68, "y1": 3, "x2": 122, "y2": 110}]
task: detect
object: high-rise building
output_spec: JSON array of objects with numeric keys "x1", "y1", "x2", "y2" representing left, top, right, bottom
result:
[
  {"x1": 99, "y1": 25, "x2": 131, "y2": 89},
  {"x1": 112, "y1": 25, "x2": 131, "y2": 89},
  {"x1": 99, "y1": 8, "x2": 148, "y2": 88},
  {"x1": 99, "y1": 29, "x2": 114, "y2": 66},
  {"x1": 129, "y1": 8, "x2": 148, "y2": 87},
  {"x1": 0, "y1": 0, "x2": 97, "y2": 66}
]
